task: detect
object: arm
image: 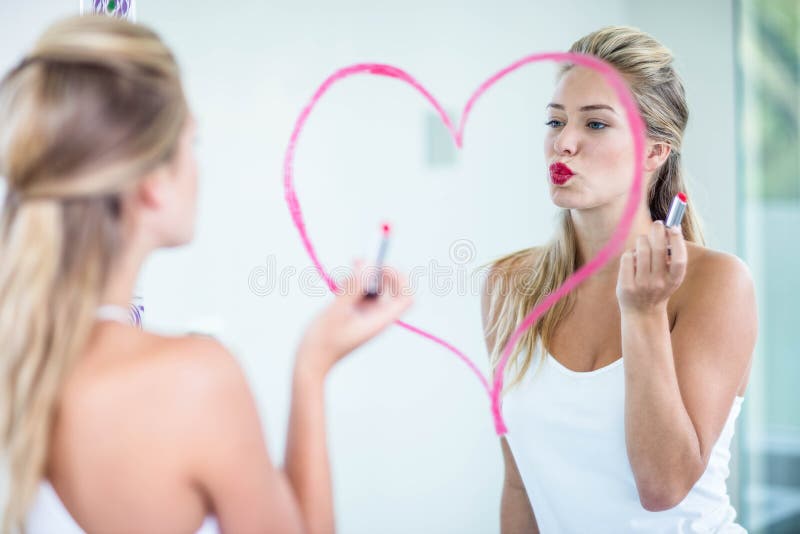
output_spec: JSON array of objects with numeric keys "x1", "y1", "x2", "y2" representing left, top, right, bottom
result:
[
  {"x1": 284, "y1": 264, "x2": 412, "y2": 533},
  {"x1": 188, "y1": 264, "x2": 412, "y2": 533},
  {"x1": 481, "y1": 257, "x2": 540, "y2": 533},
  {"x1": 618, "y1": 223, "x2": 756, "y2": 511},
  {"x1": 500, "y1": 438, "x2": 539, "y2": 534},
  {"x1": 185, "y1": 341, "x2": 306, "y2": 533},
  {"x1": 283, "y1": 363, "x2": 333, "y2": 534}
]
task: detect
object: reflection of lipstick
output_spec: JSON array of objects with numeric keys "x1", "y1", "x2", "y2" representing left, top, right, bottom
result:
[
  {"x1": 549, "y1": 162, "x2": 574, "y2": 185},
  {"x1": 365, "y1": 223, "x2": 391, "y2": 298},
  {"x1": 632, "y1": 192, "x2": 688, "y2": 264},
  {"x1": 666, "y1": 192, "x2": 687, "y2": 259},
  {"x1": 665, "y1": 192, "x2": 687, "y2": 228}
]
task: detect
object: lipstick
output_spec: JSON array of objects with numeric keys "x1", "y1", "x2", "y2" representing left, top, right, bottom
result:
[
  {"x1": 665, "y1": 192, "x2": 687, "y2": 228},
  {"x1": 631, "y1": 192, "x2": 687, "y2": 264},
  {"x1": 365, "y1": 223, "x2": 391, "y2": 298}
]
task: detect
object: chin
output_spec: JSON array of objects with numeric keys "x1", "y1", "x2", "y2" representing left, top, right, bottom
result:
[
  {"x1": 178, "y1": 231, "x2": 195, "y2": 246},
  {"x1": 550, "y1": 187, "x2": 606, "y2": 211},
  {"x1": 163, "y1": 230, "x2": 194, "y2": 248},
  {"x1": 549, "y1": 191, "x2": 581, "y2": 210}
]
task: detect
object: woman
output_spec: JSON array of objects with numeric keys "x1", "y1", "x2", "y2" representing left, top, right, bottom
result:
[
  {"x1": 0, "y1": 16, "x2": 412, "y2": 533},
  {"x1": 482, "y1": 27, "x2": 757, "y2": 532}
]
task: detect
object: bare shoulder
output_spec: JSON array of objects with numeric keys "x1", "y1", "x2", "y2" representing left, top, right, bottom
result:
[
  {"x1": 685, "y1": 242, "x2": 751, "y2": 274},
  {"x1": 481, "y1": 246, "x2": 545, "y2": 351},
  {"x1": 62, "y1": 330, "x2": 251, "y2": 451},
  {"x1": 150, "y1": 334, "x2": 247, "y2": 397},
  {"x1": 73, "y1": 331, "x2": 243, "y2": 404},
  {"x1": 667, "y1": 244, "x2": 757, "y2": 461},
  {"x1": 671, "y1": 243, "x2": 756, "y2": 394},
  {"x1": 482, "y1": 246, "x2": 545, "y2": 297},
  {"x1": 48, "y1": 330, "x2": 259, "y2": 529},
  {"x1": 128, "y1": 334, "x2": 255, "y2": 445},
  {"x1": 677, "y1": 243, "x2": 755, "y2": 307},
  {"x1": 481, "y1": 246, "x2": 543, "y2": 314}
]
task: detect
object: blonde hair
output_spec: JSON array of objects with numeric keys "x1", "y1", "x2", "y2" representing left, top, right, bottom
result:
[
  {"x1": 485, "y1": 26, "x2": 705, "y2": 388},
  {"x1": 0, "y1": 15, "x2": 187, "y2": 532}
]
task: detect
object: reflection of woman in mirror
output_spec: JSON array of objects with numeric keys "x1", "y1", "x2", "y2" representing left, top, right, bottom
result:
[
  {"x1": 482, "y1": 26, "x2": 756, "y2": 533},
  {"x1": 0, "y1": 16, "x2": 411, "y2": 533}
]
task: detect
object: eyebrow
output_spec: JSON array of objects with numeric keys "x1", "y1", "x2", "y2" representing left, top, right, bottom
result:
[{"x1": 546, "y1": 103, "x2": 617, "y2": 114}]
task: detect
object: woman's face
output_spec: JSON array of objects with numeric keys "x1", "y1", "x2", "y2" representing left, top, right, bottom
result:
[{"x1": 543, "y1": 66, "x2": 641, "y2": 210}]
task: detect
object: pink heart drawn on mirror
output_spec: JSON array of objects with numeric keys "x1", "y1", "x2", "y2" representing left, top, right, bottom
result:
[{"x1": 284, "y1": 52, "x2": 646, "y2": 435}]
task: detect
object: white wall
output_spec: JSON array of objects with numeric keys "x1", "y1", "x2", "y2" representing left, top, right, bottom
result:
[{"x1": 0, "y1": 1, "x2": 735, "y2": 532}]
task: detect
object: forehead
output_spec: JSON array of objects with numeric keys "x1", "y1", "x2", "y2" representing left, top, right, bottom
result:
[{"x1": 549, "y1": 66, "x2": 621, "y2": 111}]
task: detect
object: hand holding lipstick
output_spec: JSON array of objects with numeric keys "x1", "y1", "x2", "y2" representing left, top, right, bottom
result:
[
  {"x1": 616, "y1": 193, "x2": 688, "y2": 314},
  {"x1": 296, "y1": 260, "x2": 413, "y2": 377}
]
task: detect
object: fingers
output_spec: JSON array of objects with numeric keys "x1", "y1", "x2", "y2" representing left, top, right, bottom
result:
[
  {"x1": 618, "y1": 221, "x2": 687, "y2": 312},
  {"x1": 356, "y1": 266, "x2": 413, "y2": 334},
  {"x1": 377, "y1": 265, "x2": 408, "y2": 298},
  {"x1": 369, "y1": 267, "x2": 413, "y2": 316},
  {"x1": 382, "y1": 268, "x2": 413, "y2": 313},
  {"x1": 634, "y1": 235, "x2": 651, "y2": 285},
  {"x1": 649, "y1": 221, "x2": 668, "y2": 278},
  {"x1": 667, "y1": 224, "x2": 687, "y2": 282},
  {"x1": 618, "y1": 249, "x2": 635, "y2": 291},
  {"x1": 336, "y1": 259, "x2": 367, "y2": 304},
  {"x1": 337, "y1": 260, "x2": 412, "y2": 312}
]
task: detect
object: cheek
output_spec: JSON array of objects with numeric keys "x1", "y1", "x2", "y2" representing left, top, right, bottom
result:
[
  {"x1": 611, "y1": 144, "x2": 635, "y2": 178},
  {"x1": 189, "y1": 161, "x2": 198, "y2": 197},
  {"x1": 174, "y1": 154, "x2": 198, "y2": 220},
  {"x1": 184, "y1": 167, "x2": 198, "y2": 220},
  {"x1": 593, "y1": 135, "x2": 633, "y2": 175},
  {"x1": 181, "y1": 151, "x2": 198, "y2": 196}
]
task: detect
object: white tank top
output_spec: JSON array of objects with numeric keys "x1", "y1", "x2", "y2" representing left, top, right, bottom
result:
[
  {"x1": 503, "y1": 346, "x2": 746, "y2": 533},
  {"x1": 26, "y1": 480, "x2": 220, "y2": 534}
]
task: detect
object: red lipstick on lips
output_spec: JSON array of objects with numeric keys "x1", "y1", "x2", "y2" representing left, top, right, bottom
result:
[{"x1": 549, "y1": 162, "x2": 574, "y2": 185}]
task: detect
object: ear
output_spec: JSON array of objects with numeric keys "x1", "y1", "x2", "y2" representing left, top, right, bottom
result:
[
  {"x1": 644, "y1": 141, "x2": 672, "y2": 173},
  {"x1": 135, "y1": 165, "x2": 169, "y2": 210}
]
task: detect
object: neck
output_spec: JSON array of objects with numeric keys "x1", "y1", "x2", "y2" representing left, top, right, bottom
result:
[
  {"x1": 100, "y1": 240, "x2": 149, "y2": 308},
  {"x1": 570, "y1": 199, "x2": 654, "y2": 284}
]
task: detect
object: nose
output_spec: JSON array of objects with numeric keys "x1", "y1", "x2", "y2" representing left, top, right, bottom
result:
[{"x1": 553, "y1": 124, "x2": 578, "y2": 156}]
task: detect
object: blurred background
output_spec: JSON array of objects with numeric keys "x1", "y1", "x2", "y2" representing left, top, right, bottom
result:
[{"x1": 0, "y1": 0, "x2": 796, "y2": 532}]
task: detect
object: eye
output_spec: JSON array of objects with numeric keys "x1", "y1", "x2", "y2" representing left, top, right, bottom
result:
[
  {"x1": 545, "y1": 119, "x2": 564, "y2": 128},
  {"x1": 587, "y1": 121, "x2": 607, "y2": 130}
]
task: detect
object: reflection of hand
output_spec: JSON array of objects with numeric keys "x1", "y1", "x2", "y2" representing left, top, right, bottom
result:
[
  {"x1": 296, "y1": 261, "x2": 413, "y2": 379},
  {"x1": 617, "y1": 221, "x2": 687, "y2": 314}
]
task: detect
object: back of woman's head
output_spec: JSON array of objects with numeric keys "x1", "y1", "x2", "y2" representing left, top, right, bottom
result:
[
  {"x1": 0, "y1": 15, "x2": 187, "y2": 532},
  {"x1": 486, "y1": 26, "x2": 704, "y2": 389}
]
